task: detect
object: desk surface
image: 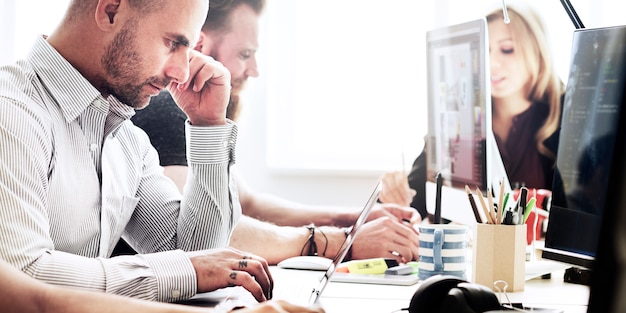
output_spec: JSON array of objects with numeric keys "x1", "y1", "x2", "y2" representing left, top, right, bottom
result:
[{"x1": 187, "y1": 262, "x2": 590, "y2": 313}]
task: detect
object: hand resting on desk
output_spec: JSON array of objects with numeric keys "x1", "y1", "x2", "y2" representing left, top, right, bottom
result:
[{"x1": 188, "y1": 247, "x2": 273, "y2": 302}]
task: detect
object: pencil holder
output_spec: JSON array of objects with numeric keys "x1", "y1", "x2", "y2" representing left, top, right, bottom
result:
[{"x1": 472, "y1": 224, "x2": 526, "y2": 292}]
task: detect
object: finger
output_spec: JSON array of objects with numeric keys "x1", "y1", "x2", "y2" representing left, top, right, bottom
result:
[
  {"x1": 234, "y1": 258, "x2": 273, "y2": 301},
  {"x1": 178, "y1": 53, "x2": 230, "y2": 93},
  {"x1": 176, "y1": 52, "x2": 203, "y2": 91},
  {"x1": 243, "y1": 254, "x2": 274, "y2": 299},
  {"x1": 381, "y1": 188, "x2": 407, "y2": 206},
  {"x1": 389, "y1": 238, "x2": 418, "y2": 263},
  {"x1": 381, "y1": 204, "x2": 419, "y2": 224},
  {"x1": 390, "y1": 222, "x2": 420, "y2": 261},
  {"x1": 229, "y1": 269, "x2": 268, "y2": 302},
  {"x1": 401, "y1": 206, "x2": 421, "y2": 224},
  {"x1": 190, "y1": 54, "x2": 230, "y2": 93},
  {"x1": 384, "y1": 176, "x2": 412, "y2": 206}
]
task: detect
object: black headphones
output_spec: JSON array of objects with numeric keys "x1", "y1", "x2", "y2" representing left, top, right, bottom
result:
[{"x1": 408, "y1": 275, "x2": 502, "y2": 313}]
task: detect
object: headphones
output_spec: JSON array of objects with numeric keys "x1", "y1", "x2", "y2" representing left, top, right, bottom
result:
[{"x1": 408, "y1": 275, "x2": 502, "y2": 313}]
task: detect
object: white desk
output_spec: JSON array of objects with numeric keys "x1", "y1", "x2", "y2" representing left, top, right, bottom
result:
[
  {"x1": 296, "y1": 268, "x2": 587, "y2": 312},
  {"x1": 187, "y1": 263, "x2": 589, "y2": 313}
]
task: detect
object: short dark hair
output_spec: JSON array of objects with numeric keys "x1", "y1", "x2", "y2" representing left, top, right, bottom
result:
[{"x1": 201, "y1": 0, "x2": 265, "y2": 34}]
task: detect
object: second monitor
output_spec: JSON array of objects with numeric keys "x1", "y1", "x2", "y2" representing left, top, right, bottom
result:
[{"x1": 424, "y1": 18, "x2": 510, "y2": 226}]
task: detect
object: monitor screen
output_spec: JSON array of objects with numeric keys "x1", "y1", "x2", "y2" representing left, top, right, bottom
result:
[
  {"x1": 424, "y1": 18, "x2": 510, "y2": 226},
  {"x1": 543, "y1": 25, "x2": 626, "y2": 269},
  {"x1": 425, "y1": 18, "x2": 490, "y2": 190}
]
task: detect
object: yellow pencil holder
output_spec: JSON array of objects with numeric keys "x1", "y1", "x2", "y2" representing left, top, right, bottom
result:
[{"x1": 472, "y1": 224, "x2": 526, "y2": 292}]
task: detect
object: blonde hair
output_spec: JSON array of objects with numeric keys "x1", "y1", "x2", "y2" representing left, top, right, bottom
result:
[{"x1": 487, "y1": 4, "x2": 563, "y2": 161}]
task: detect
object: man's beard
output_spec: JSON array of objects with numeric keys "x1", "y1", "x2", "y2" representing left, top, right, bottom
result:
[{"x1": 101, "y1": 20, "x2": 169, "y2": 108}]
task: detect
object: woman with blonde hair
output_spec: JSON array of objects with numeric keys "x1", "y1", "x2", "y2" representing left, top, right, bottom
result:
[
  {"x1": 380, "y1": 3, "x2": 564, "y2": 220},
  {"x1": 487, "y1": 3, "x2": 563, "y2": 188}
]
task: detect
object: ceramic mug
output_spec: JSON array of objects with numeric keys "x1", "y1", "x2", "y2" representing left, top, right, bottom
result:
[{"x1": 418, "y1": 224, "x2": 469, "y2": 280}]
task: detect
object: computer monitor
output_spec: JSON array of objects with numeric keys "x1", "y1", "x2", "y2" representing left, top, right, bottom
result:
[
  {"x1": 424, "y1": 18, "x2": 510, "y2": 226},
  {"x1": 543, "y1": 25, "x2": 626, "y2": 271}
]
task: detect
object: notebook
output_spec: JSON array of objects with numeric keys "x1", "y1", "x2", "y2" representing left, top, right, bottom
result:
[{"x1": 180, "y1": 181, "x2": 382, "y2": 309}]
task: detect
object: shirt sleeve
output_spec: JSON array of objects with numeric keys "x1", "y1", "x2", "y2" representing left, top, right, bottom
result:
[
  {"x1": 127, "y1": 120, "x2": 240, "y2": 252},
  {"x1": 178, "y1": 120, "x2": 242, "y2": 250},
  {"x1": 119, "y1": 120, "x2": 241, "y2": 299}
]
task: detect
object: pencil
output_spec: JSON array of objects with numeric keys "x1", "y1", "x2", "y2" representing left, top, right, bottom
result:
[
  {"x1": 465, "y1": 185, "x2": 483, "y2": 223},
  {"x1": 476, "y1": 187, "x2": 494, "y2": 224},
  {"x1": 487, "y1": 187, "x2": 497, "y2": 224},
  {"x1": 497, "y1": 177, "x2": 505, "y2": 225}
]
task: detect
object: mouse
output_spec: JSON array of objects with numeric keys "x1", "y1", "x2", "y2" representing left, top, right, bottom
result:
[{"x1": 277, "y1": 256, "x2": 333, "y2": 271}]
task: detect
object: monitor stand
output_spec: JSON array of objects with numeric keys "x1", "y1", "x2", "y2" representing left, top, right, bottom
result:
[{"x1": 563, "y1": 267, "x2": 592, "y2": 285}]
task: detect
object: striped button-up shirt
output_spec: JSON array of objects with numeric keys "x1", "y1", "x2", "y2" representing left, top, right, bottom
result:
[{"x1": 0, "y1": 36, "x2": 241, "y2": 302}]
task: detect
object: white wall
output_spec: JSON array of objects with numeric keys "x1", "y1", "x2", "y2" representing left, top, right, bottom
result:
[
  {"x1": 0, "y1": 0, "x2": 70, "y2": 65},
  {"x1": 0, "y1": 1, "x2": 16, "y2": 64}
]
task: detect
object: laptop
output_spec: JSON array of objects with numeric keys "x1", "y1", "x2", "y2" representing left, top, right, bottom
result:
[{"x1": 181, "y1": 181, "x2": 382, "y2": 308}]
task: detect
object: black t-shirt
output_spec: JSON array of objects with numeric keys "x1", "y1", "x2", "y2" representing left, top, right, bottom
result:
[{"x1": 131, "y1": 91, "x2": 188, "y2": 166}]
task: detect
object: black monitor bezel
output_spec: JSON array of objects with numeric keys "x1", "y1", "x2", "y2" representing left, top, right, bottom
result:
[{"x1": 543, "y1": 25, "x2": 626, "y2": 270}]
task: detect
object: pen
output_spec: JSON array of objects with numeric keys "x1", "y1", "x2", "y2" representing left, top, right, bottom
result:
[
  {"x1": 434, "y1": 173, "x2": 442, "y2": 224},
  {"x1": 476, "y1": 187, "x2": 494, "y2": 224},
  {"x1": 502, "y1": 192, "x2": 510, "y2": 211},
  {"x1": 503, "y1": 209, "x2": 514, "y2": 225},
  {"x1": 519, "y1": 187, "x2": 528, "y2": 225},
  {"x1": 465, "y1": 185, "x2": 483, "y2": 223}
]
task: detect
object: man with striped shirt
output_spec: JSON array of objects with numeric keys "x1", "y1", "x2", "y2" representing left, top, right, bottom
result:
[{"x1": 0, "y1": 0, "x2": 281, "y2": 306}]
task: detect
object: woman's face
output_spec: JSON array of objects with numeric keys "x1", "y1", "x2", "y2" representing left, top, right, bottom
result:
[{"x1": 488, "y1": 20, "x2": 532, "y2": 101}]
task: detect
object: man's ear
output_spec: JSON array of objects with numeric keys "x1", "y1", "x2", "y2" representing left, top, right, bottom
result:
[
  {"x1": 194, "y1": 32, "x2": 206, "y2": 52},
  {"x1": 94, "y1": 0, "x2": 123, "y2": 31},
  {"x1": 194, "y1": 31, "x2": 216, "y2": 55}
]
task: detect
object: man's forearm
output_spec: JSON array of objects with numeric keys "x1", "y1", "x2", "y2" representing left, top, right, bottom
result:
[
  {"x1": 229, "y1": 216, "x2": 349, "y2": 264},
  {"x1": 240, "y1": 192, "x2": 359, "y2": 228}
]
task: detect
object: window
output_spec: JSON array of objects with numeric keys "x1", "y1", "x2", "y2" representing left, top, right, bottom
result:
[
  {"x1": 0, "y1": 0, "x2": 70, "y2": 65},
  {"x1": 263, "y1": 0, "x2": 436, "y2": 174}
]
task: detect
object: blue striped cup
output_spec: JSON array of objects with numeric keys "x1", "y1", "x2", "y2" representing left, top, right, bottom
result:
[{"x1": 418, "y1": 224, "x2": 468, "y2": 280}]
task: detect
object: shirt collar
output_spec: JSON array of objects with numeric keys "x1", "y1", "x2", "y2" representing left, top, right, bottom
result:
[{"x1": 27, "y1": 36, "x2": 134, "y2": 123}]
